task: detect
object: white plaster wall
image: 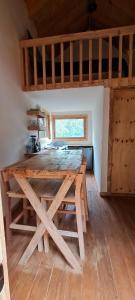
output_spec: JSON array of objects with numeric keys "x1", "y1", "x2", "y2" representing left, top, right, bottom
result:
[
  {"x1": 92, "y1": 88, "x2": 104, "y2": 191},
  {"x1": 101, "y1": 88, "x2": 110, "y2": 192},
  {"x1": 0, "y1": 0, "x2": 37, "y2": 169},
  {"x1": 92, "y1": 87, "x2": 110, "y2": 192}
]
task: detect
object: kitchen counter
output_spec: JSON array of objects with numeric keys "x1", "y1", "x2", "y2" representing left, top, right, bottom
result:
[{"x1": 68, "y1": 145, "x2": 93, "y2": 170}]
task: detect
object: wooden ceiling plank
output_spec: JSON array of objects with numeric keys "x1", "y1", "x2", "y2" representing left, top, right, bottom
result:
[{"x1": 25, "y1": 0, "x2": 135, "y2": 38}]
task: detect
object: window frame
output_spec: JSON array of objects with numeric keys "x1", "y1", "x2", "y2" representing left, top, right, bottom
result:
[{"x1": 52, "y1": 114, "x2": 88, "y2": 141}]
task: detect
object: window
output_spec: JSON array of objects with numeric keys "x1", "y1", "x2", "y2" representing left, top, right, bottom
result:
[{"x1": 52, "y1": 114, "x2": 88, "y2": 141}]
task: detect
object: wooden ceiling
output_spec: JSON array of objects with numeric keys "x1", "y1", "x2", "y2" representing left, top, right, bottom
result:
[{"x1": 25, "y1": 0, "x2": 135, "y2": 38}]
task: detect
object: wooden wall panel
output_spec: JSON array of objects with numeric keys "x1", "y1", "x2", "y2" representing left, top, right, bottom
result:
[{"x1": 108, "y1": 88, "x2": 135, "y2": 194}]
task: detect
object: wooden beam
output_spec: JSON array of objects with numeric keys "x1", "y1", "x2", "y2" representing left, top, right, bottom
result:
[{"x1": 70, "y1": 41, "x2": 73, "y2": 83}]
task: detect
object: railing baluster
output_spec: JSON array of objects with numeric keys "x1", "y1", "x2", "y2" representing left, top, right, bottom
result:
[
  {"x1": 20, "y1": 48, "x2": 25, "y2": 88},
  {"x1": 89, "y1": 40, "x2": 92, "y2": 83},
  {"x1": 129, "y1": 33, "x2": 133, "y2": 82},
  {"x1": 51, "y1": 44, "x2": 55, "y2": 86},
  {"x1": 109, "y1": 35, "x2": 112, "y2": 84},
  {"x1": 24, "y1": 48, "x2": 29, "y2": 87},
  {"x1": 42, "y1": 45, "x2": 46, "y2": 88},
  {"x1": 33, "y1": 46, "x2": 37, "y2": 86},
  {"x1": 118, "y1": 35, "x2": 123, "y2": 80},
  {"x1": 61, "y1": 43, "x2": 64, "y2": 84},
  {"x1": 79, "y1": 40, "x2": 83, "y2": 82},
  {"x1": 70, "y1": 41, "x2": 73, "y2": 83},
  {"x1": 99, "y1": 38, "x2": 102, "y2": 82}
]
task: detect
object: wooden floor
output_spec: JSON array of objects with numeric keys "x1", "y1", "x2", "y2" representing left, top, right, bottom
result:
[{"x1": 7, "y1": 173, "x2": 135, "y2": 300}]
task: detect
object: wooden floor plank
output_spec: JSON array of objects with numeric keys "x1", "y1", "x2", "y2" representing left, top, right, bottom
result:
[
  {"x1": 11, "y1": 252, "x2": 43, "y2": 300},
  {"x1": 64, "y1": 270, "x2": 82, "y2": 300},
  {"x1": 82, "y1": 226, "x2": 100, "y2": 300},
  {"x1": 27, "y1": 265, "x2": 53, "y2": 300},
  {"x1": 89, "y1": 191, "x2": 118, "y2": 300},
  {"x1": 107, "y1": 198, "x2": 135, "y2": 297},
  {"x1": 97, "y1": 194, "x2": 135, "y2": 300},
  {"x1": 45, "y1": 268, "x2": 67, "y2": 300}
]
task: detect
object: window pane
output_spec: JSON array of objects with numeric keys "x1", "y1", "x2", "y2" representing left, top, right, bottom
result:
[{"x1": 55, "y1": 118, "x2": 85, "y2": 138}]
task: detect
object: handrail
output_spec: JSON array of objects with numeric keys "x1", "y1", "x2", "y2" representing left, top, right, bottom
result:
[
  {"x1": 20, "y1": 25, "x2": 135, "y2": 47},
  {"x1": 19, "y1": 25, "x2": 135, "y2": 91}
]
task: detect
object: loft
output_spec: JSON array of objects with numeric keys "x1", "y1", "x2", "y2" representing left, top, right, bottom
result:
[{"x1": 20, "y1": 25, "x2": 135, "y2": 91}]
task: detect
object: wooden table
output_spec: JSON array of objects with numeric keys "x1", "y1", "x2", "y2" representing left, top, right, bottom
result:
[{"x1": 4, "y1": 150, "x2": 84, "y2": 272}]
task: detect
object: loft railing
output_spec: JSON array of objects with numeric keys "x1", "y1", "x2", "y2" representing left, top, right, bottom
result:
[{"x1": 20, "y1": 25, "x2": 135, "y2": 91}]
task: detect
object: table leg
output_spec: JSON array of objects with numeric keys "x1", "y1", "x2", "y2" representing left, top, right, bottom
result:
[
  {"x1": 15, "y1": 175, "x2": 81, "y2": 272},
  {"x1": 41, "y1": 199, "x2": 49, "y2": 253}
]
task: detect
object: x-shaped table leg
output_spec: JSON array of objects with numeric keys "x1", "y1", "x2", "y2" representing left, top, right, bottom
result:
[{"x1": 14, "y1": 174, "x2": 81, "y2": 272}]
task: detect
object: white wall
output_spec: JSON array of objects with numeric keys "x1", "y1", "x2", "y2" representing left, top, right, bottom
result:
[
  {"x1": 101, "y1": 88, "x2": 110, "y2": 192},
  {"x1": 92, "y1": 88, "x2": 104, "y2": 191},
  {"x1": 0, "y1": 0, "x2": 37, "y2": 169},
  {"x1": 92, "y1": 87, "x2": 110, "y2": 192}
]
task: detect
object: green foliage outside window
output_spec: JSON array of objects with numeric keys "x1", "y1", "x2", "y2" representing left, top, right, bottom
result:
[{"x1": 55, "y1": 118, "x2": 85, "y2": 138}]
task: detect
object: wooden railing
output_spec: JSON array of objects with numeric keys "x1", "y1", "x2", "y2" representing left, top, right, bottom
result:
[{"x1": 20, "y1": 25, "x2": 135, "y2": 91}]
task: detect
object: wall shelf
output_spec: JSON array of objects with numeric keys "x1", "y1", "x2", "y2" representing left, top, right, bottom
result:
[
  {"x1": 27, "y1": 109, "x2": 50, "y2": 138},
  {"x1": 27, "y1": 109, "x2": 48, "y2": 118}
]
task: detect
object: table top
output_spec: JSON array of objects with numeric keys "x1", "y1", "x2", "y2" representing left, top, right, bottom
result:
[{"x1": 5, "y1": 150, "x2": 83, "y2": 178}]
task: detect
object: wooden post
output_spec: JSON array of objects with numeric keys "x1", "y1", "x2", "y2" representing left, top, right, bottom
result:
[
  {"x1": 33, "y1": 46, "x2": 38, "y2": 86},
  {"x1": 51, "y1": 44, "x2": 55, "y2": 86},
  {"x1": 128, "y1": 33, "x2": 133, "y2": 82},
  {"x1": 0, "y1": 186, "x2": 10, "y2": 299},
  {"x1": 24, "y1": 47, "x2": 29, "y2": 87},
  {"x1": 118, "y1": 35, "x2": 123, "y2": 80},
  {"x1": 98, "y1": 38, "x2": 102, "y2": 82},
  {"x1": 42, "y1": 45, "x2": 46, "y2": 88},
  {"x1": 75, "y1": 174, "x2": 85, "y2": 260},
  {"x1": 70, "y1": 41, "x2": 73, "y2": 83},
  {"x1": 61, "y1": 43, "x2": 64, "y2": 84},
  {"x1": 79, "y1": 40, "x2": 83, "y2": 82},
  {"x1": 109, "y1": 35, "x2": 112, "y2": 85},
  {"x1": 89, "y1": 39, "x2": 92, "y2": 83}
]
